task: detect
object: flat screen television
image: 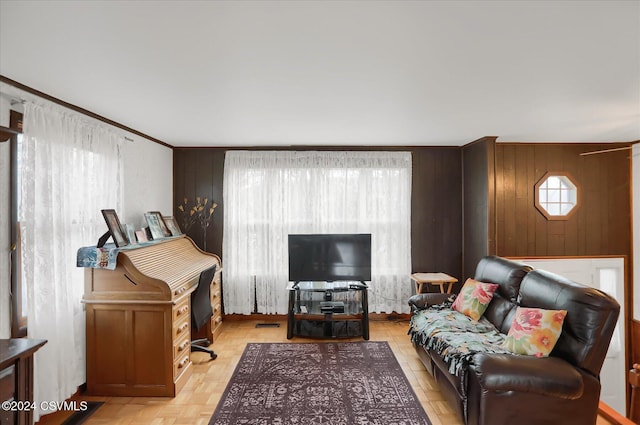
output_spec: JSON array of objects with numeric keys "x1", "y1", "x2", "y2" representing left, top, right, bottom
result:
[{"x1": 288, "y1": 234, "x2": 372, "y2": 283}]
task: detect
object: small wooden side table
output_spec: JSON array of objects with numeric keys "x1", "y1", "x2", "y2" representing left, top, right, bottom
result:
[
  {"x1": 0, "y1": 338, "x2": 47, "y2": 425},
  {"x1": 411, "y1": 272, "x2": 458, "y2": 294}
]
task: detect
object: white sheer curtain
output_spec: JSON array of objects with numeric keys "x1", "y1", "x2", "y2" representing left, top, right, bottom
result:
[
  {"x1": 223, "y1": 151, "x2": 412, "y2": 315},
  {"x1": 20, "y1": 102, "x2": 123, "y2": 420}
]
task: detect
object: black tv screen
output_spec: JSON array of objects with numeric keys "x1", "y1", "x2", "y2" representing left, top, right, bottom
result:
[{"x1": 288, "y1": 234, "x2": 372, "y2": 282}]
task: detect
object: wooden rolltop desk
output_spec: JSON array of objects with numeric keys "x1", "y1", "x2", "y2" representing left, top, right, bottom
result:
[{"x1": 82, "y1": 236, "x2": 222, "y2": 397}]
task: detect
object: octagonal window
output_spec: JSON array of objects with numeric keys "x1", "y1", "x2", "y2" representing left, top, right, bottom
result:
[{"x1": 535, "y1": 172, "x2": 579, "y2": 220}]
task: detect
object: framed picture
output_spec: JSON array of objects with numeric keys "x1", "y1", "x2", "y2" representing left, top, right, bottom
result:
[
  {"x1": 135, "y1": 229, "x2": 148, "y2": 243},
  {"x1": 163, "y1": 216, "x2": 182, "y2": 236},
  {"x1": 145, "y1": 211, "x2": 170, "y2": 239},
  {"x1": 154, "y1": 211, "x2": 172, "y2": 237},
  {"x1": 125, "y1": 224, "x2": 137, "y2": 245},
  {"x1": 101, "y1": 209, "x2": 128, "y2": 247}
]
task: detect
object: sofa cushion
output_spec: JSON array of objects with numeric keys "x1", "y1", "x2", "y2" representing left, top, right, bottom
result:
[
  {"x1": 409, "y1": 306, "x2": 511, "y2": 376},
  {"x1": 518, "y1": 269, "x2": 620, "y2": 375},
  {"x1": 474, "y1": 256, "x2": 531, "y2": 303},
  {"x1": 501, "y1": 307, "x2": 567, "y2": 357},
  {"x1": 451, "y1": 278, "x2": 498, "y2": 321},
  {"x1": 474, "y1": 256, "x2": 531, "y2": 332},
  {"x1": 470, "y1": 353, "x2": 584, "y2": 399}
]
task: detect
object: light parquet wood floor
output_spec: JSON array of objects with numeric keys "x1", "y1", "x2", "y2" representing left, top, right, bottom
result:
[{"x1": 39, "y1": 319, "x2": 615, "y2": 425}]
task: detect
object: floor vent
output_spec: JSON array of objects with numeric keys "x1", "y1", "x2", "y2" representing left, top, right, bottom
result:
[{"x1": 255, "y1": 323, "x2": 281, "y2": 328}]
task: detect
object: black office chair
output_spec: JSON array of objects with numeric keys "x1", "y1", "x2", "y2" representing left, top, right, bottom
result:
[{"x1": 191, "y1": 264, "x2": 218, "y2": 360}]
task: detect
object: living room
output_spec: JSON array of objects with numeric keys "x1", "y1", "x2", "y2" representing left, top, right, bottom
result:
[{"x1": 0, "y1": 1, "x2": 639, "y2": 424}]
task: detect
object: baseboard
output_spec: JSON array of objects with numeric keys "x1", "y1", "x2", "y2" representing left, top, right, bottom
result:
[
  {"x1": 224, "y1": 314, "x2": 288, "y2": 321},
  {"x1": 36, "y1": 387, "x2": 102, "y2": 425},
  {"x1": 598, "y1": 401, "x2": 635, "y2": 425},
  {"x1": 369, "y1": 313, "x2": 411, "y2": 321},
  {"x1": 60, "y1": 401, "x2": 103, "y2": 425}
]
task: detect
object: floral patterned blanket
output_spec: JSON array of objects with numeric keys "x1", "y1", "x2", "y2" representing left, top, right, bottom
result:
[{"x1": 409, "y1": 302, "x2": 512, "y2": 377}]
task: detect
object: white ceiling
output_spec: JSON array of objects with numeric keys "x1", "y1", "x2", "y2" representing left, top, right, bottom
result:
[{"x1": 1, "y1": 0, "x2": 639, "y2": 148}]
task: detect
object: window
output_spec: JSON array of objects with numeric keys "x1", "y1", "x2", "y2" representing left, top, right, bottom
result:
[
  {"x1": 9, "y1": 110, "x2": 26, "y2": 337},
  {"x1": 17, "y1": 100, "x2": 124, "y2": 417},
  {"x1": 534, "y1": 172, "x2": 579, "y2": 220},
  {"x1": 222, "y1": 151, "x2": 413, "y2": 315}
]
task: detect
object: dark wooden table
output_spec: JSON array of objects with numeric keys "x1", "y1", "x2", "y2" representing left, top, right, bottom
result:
[{"x1": 1, "y1": 338, "x2": 47, "y2": 425}]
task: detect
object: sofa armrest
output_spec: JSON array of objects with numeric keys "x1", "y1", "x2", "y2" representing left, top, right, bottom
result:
[
  {"x1": 470, "y1": 353, "x2": 584, "y2": 399},
  {"x1": 408, "y1": 293, "x2": 451, "y2": 310}
]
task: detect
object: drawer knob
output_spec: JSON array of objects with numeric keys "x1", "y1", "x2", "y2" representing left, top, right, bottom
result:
[
  {"x1": 178, "y1": 357, "x2": 189, "y2": 368},
  {"x1": 176, "y1": 323, "x2": 188, "y2": 334},
  {"x1": 177, "y1": 306, "x2": 189, "y2": 316},
  {"x1": 178, "y1": 340, "x2": 189, "y2": 352}
]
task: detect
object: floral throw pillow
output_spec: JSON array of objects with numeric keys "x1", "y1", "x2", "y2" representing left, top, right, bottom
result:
[
  {"x1": 451, "y1": 278, "x2": 499, "y2": 321},
  {"x1": 501, "y1": 307, "x2": 567, "y2": 357}
]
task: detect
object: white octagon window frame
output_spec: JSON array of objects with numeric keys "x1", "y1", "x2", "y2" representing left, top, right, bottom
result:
[{"x1": 534, "y1": 172, "x2": 580, "y2": 221}]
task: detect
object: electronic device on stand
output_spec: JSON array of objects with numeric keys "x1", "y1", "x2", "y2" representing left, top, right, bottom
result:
[{"x1": 286, "y1": 234, "x2": 371, "y2": 339}]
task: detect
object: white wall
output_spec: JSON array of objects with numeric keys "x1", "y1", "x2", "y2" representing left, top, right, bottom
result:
[
  {"x1": 122, "y1": 137, "x2": 173, "y2": 229},
  {"x1": 0, "y1": 91, "x2": 173, "y2": 338}
]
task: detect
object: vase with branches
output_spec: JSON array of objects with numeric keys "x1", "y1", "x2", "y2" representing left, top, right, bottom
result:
[{"x1": 177, "y1": 196, "x2": 217, "y2": 251}]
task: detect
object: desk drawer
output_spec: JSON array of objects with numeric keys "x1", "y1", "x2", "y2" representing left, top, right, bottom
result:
[
  {"x1": 212, "y1": 313, "x2": 223, "y2": 340},
  {"x1": 0, "y1": 365, "x2": 15, "y2": 406},
  {"x1": 173, "y1": 352, "x2": 190, "y2": 379},
  {"x1": 173, "y1": 319, "x2": 190, "y2": 340},
  {"x1": 211, "y1": 282, "x2": 221, "y2": 303},
  {"x1": 173, "y1": 298, "x2": 190, "y2": 323},
  {"x1": 211, "y1": 279, "x2": 220, "y2": 292},
  {"x1": 173, "y1": 336, "x2": 190, "y2": 360}
]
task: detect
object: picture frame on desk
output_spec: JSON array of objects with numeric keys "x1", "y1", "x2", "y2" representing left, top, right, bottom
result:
[
  {"x1": 125, "y1": 224, "x2": 136, "y2": 245},
  {"x1": 145, "y1": 211, "x2": 171, "y2": 239},
  {"x1": 163, "y1": 216, "x2": 182, "y2": 236},
  {"x1": 101, "y1": 209, "x2": 128, "y2": 247},
  {"x1": 135, "y1": 229, "x2": 148, "y2": 243}
]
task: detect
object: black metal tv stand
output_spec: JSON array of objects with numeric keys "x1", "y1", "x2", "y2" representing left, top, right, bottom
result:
[{"x1": 286, "y1": 281, "x2": 369, "y2": 340}]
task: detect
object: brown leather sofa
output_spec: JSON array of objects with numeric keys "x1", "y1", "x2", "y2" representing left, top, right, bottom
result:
[{"x1": 408, "y1": 255, "x2": 620, "y2": 425}]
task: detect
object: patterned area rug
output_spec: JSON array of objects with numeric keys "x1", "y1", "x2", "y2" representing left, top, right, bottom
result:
[{"x1": 209, "y1": 341, "x2": 432, "y2": 425}]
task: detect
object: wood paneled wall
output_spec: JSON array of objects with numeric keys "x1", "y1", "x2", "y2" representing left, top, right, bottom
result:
[
  {"x1": 411, "y1": 148, "x2": 463, "y2": 284},
  {"x1": 173, "y1": 147, "x2": 463, "y2": 287},
  {"x1": 173, "y1": 149, "x2": 226, "y2": 255},
  {"x1": 462, "y1": 137, "x2": 496, "y2": 280},
  {"x1": 494, "y1": 142, "x2": 635, "y2": 418},
  {"x1": 495, "y1": 143, "x2": 631, "y2": 258},
  {"x1": 173, "y1": 142, "x2": 631, "y2": 303}
]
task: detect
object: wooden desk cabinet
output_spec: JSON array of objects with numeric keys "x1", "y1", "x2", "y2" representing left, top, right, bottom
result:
[
  {"x1": 82, "y1": 236, "x2": 220, "y2": 397},
  {"x1": 0, "y1": 339, "x2": 47, "y2": 425}
]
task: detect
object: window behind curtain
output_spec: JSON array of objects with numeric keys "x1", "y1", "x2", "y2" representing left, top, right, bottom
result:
[
  {"x1": 20, "y1": 101, "x2": 123, "y2": 421},
  {"x1": 9, "y1": 110, "x2": 26, "y2": 337},
  {"x1": 223, "y1": 151, "x2": 412, "y2": 315}
]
